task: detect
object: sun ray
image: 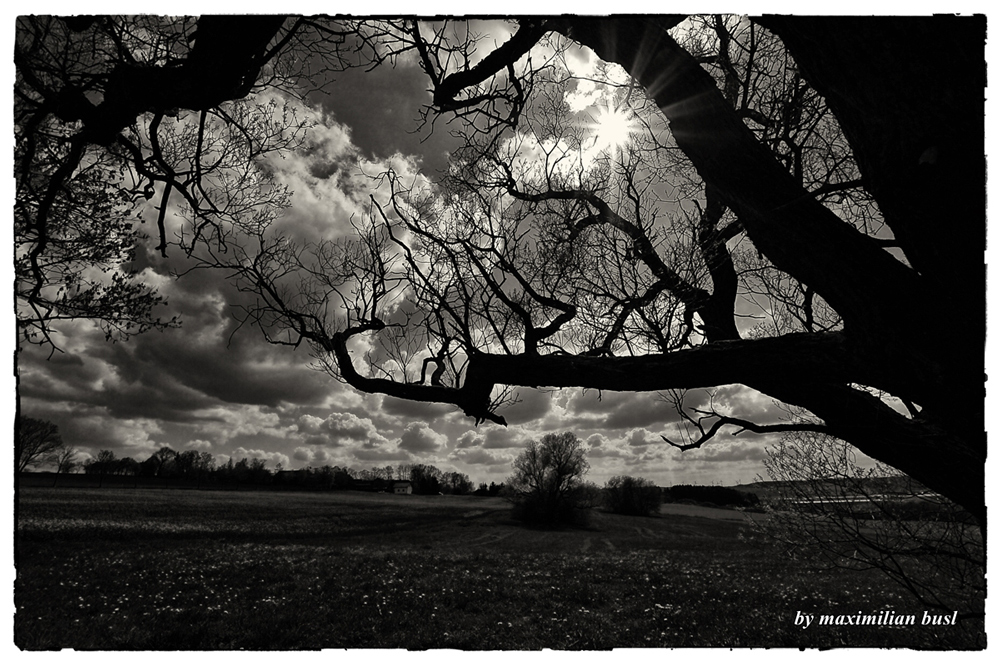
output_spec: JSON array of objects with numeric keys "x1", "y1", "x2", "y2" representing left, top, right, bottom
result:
[{"x1": 584, "y1": 104, "x2": 639, "y2": 159}]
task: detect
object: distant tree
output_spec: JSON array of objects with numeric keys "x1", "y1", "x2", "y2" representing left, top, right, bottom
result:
[
  {"x1": 248, "y1": 458, "x2": 272, "y2": 484},
  {"x1": 604, "y1": 476, "x2": 662, "y2": 516},
  {"x1": 53, "y1": 445, "x2": 80, "y2": 474},
  {"x1": 116, "y1": 457, "x2": 140, "y2": 476},
  {"x1": 16, "y1": 417, "x2": 64, "y2": 473},
  {"x1": 505, "y1": 432, "x2": 591, "y2": 525},
  {"x1": 409, "y1": 464, "x2": 443, "y2": 494},
  {"x1": 396, "y1": 464, "x2": 412, "y2": 485},
  {"x1": 442, "y1": 471, "x2": 474, "y2": 495},
  {"x1": 48, "y1": 444, "x2": 81, "y2": 487},
  {"x1": 83, "y1": 449, "x2": 120, "y2": 486},
  {"x1": 146, "y1": 447, "x2": 178, "y2": 478},
  {"x1": 331, "y1": 467, "x2": 353, "y2": 489}
]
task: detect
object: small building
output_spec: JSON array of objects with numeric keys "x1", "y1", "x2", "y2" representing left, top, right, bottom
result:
[{"x1": 393, "y1": 481, "x2": 413, "y2": 495}]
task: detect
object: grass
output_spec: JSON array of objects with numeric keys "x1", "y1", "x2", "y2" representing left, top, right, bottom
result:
[{"x1": 14, "y1": 486, "x2": 985, "y2": 650}]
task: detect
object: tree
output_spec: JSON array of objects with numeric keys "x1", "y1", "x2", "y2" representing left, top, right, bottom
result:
[
  {"x1": 146, "y1": 446, "x2": 178, "y2": 478},
  {"x1": 17, "y1": 17, "x2": 985, "y2": 532},
  {"x1": 604, "y1": 476, "x2": 661, "y2": 517},
  {"x1": 53, "y1": 445, "x2": 79, "y2": 474},
  {"x1": 409, "y1": 464, "x2": 443, "y2": 494},
  {"x1": 14, "y1": 16, "x2": 402, "y2": 350},
  {"x1": 16, "y1": 417, "x2": 64, "y2": 473},
  {"x1": 442, "y1": 471, "x2": 474, "y2": 495},
  {"x1": 195, "y1": 16, "x2": 982, "y2": 531},
  {"x1": 505, "y1": 432, "x2": 591, "y2": 524}
]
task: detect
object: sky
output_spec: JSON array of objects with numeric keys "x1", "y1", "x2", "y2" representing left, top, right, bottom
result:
[{"x1": 9, "y1": 11, "x2": 993, "y2": 491}]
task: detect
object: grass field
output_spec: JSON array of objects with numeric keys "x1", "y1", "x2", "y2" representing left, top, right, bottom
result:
[{"x1": 14, "y1": 486, "x2": 985, "y2": 650}]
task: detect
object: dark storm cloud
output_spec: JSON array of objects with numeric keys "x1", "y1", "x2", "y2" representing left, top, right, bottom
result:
[
  {"x1": 564, "y1": 390, "x2": 686, "y2": 430},
  {"x1": 500, "y1": 389, "x2": 553, "y2": 424},
  {"x1": 20, "y1": 341, "x2": 217, "y2": 423},
  {"x1": 310, "y1": 63, "x2": 461, "y2": 177}
]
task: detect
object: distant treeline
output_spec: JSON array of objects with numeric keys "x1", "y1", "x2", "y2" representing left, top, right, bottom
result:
[
  {"x1": 663, "y1": 485, "x2": 761, "y2": 509},
  {"x1": 68, "y1": 447, "x2": 477, "y2": 495}
]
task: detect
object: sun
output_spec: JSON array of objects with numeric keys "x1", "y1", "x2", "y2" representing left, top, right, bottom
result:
[{"x1": 589, "y1": 105, "x2": 638, "y2": 154}]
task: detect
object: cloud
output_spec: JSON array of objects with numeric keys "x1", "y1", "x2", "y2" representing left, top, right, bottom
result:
[
  {"x1": 298, "y1": 412, "x2": 381, "y2": 443},
  {"x1": 230, "y1": 447, "x2": 290, "y2": 469},
  {"x1": 452, "y1": 448, "x2": 512, "y2": 468},
  {"x1": 501, "y1": 389, "x2": 553, "y2": 424},
  {"x1": 624, "y1": 428, "x2": 659, "y2": 448},
  {"x1": 398, "y1": 422, "x2": 447, "y2": 453},
  {"x1": 456, "y1": 431, "x2": 484, "y2": 449},
  {"x1": 379, "y1": 395, "x2": 456, "y2": 420},
  {"x1": 564, "y1": 390, "x2": 684, "y2": 430},
  {"x1": 292, "y1": 446, "x2": 333, "y2": 464},
  {"x1": 353, "y1": 446, "x2": 411, "y2": 462},
  {"x1": 686, "y1": 439, "x2": 772, "y2": 464}
]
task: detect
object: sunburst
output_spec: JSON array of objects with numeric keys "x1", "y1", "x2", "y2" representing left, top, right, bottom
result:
[{"x1": 588, "y1": 105, "x2": 638, "y2": 156}]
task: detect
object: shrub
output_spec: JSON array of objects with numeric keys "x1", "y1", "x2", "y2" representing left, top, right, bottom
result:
[
  {"x1": 604, "y1": 476, "x2": 661, "y2": 516},
  {"x1": 505, "y1": 432, "x2": 592, "y2": 525}
]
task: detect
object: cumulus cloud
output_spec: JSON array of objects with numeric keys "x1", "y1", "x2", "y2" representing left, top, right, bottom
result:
[
  {"x1": 291, "y1": 446, "x2": 334, "y2": 465},
  {"x1": 231, "y1": 447, "x2": 290, "y2": 469},
  {"x1": 398, "y1": 422, "x2": 447, "y2": 454},
  {"x1": 482, "y1": 427, "x2": 525, "y2": 449},
  {"x1": 624, "y1": 428, "x2": 659, "y2": 448},
  {"x1": 298, "y1": 411, "x2": 382, "y2": 444},
  {"x1": 456, "y1": 431, "x2": 484, "y2": 449},
  {"x1": 452, "y1": 448, "x2": 512, "y2": 467}
]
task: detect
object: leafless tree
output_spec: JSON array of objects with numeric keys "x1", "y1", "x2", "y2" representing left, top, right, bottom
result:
[
  {"x1": 16, "y1": 417, "x2": 64, "y2": 473},
  {"x1": 504, "y1": 432, "x2": 591, "y2": 524},
  {"x1": 262, "y1": 17, "x2": 983, "y2": 531},
  {"x1": 19, "y1": 16, "x2": 984, "y2": 535}
]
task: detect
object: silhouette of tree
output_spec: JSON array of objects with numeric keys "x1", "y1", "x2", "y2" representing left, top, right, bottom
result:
[
  {"x1": 505, "y1": 432, "x2": 591, "y2": 524},
  {"x1": 604, "y1": 476, "x2": 661, "y2": 517},
  {"x1": 16, "y1": 16, "x2": 986, "y2": 531},
  {"x1": 200, "y1": 16, "x2": 983, "y2": 528},
  {"x1": 16, "y1": 417, "x2": 64, "y2": 473}
]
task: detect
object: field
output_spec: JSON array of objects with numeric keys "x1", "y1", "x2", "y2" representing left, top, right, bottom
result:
[{"x1": 15, "y1": 486, "x2": 985, "y2": 650}]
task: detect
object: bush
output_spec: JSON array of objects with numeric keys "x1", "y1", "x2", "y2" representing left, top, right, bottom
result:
[
  {"x1": 505, "y1": 432, "x2": 592, "y2": 525},
  {"x1": 604, "y1": 476, "x2": 661, "y2": 516}
]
